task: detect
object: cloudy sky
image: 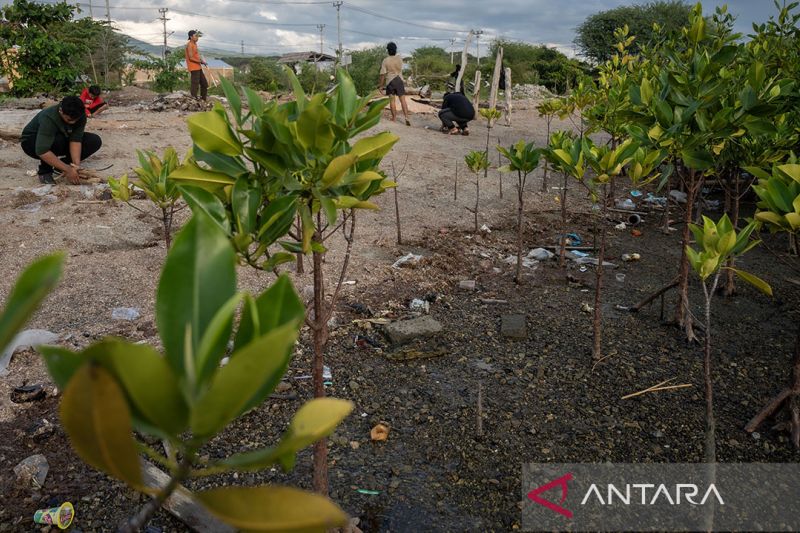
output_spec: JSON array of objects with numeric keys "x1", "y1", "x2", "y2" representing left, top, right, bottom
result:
[{"x1": 4, "y1": 0, "x2": 780, "y2": 58}]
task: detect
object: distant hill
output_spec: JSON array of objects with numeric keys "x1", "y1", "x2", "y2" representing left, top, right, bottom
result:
[{"x1": 123, "y1": 33, "x2": 248, "y2": 60}]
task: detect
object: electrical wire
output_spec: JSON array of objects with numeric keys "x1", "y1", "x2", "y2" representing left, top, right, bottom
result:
[{"x1": 344, "y1": 3, "x2": 469, "y2": 34}]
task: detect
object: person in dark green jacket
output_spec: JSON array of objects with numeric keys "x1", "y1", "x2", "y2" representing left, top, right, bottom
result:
[{"x1": 20, "y1": 96, "x2": 102, "y2": 184}]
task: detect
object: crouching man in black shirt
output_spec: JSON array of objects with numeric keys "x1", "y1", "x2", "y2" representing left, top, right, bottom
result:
[{"x1": 438, "y1": 91, "x2": 475, "y2": 136}]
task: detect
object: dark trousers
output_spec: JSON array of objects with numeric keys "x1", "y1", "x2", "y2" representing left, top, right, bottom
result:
[
  {"x1": 21, "y1": 133, "x2": 102, "y2": 175},
  {"x1": 190, "y1": 70, "x2": 208, "y2": 99},
  {"x1": 439, "y1": 108, "x2": 471, "y2": 129}
]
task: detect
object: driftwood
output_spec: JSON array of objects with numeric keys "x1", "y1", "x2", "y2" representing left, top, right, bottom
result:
[{"x1": 621, "y1": 378, "x2": 693, "y2": 400}]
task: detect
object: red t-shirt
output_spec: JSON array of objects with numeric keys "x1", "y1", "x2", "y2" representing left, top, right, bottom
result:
[{"x1": 80, "y1": 88, "x2": 105, "y2": 115}]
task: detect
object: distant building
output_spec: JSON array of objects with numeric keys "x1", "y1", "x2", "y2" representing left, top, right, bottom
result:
[{"x1": 277, "y1": 51, "x2": 335, "y2": 73}]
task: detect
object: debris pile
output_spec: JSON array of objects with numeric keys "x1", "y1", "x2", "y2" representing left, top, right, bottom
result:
[
  {"x1": 142, "y1": 91, "x2": 217, "y2": 112},
  {"x1": 511, "y1": 84, "x2": 552, "y2": 99}
]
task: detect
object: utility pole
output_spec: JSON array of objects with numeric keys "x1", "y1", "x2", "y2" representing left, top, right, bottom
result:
[
  {"x1": 449, "y1": 38, "x2": 456, "y2": 63},
  {"x1": 316, "y1": 24, "x2": 325, "y2": 68},
  {"x1": 158, "y1": 8, "x2": 169, "y2": 60},
  {"x1": 102, "y1": 0, "x2": 111, "y2": 86},
  {"x1": 241, "y1": 40, "x2": 245, "y2": 55},
  {"x1": 333, "y1": 1, "x2": 343, "y2": 64},
  {"x1": 317, "y1": 24, "x2": 325, "y2": 54},
  {"x1": 473, "y1": 29, "x2": 484, "y2": 66}
]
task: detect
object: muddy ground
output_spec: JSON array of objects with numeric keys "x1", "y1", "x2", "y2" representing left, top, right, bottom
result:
[{"x1": 0, "y1": 87, "x2": 798, "y2": 532}]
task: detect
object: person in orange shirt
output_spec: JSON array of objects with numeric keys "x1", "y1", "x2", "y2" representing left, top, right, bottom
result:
[{"x1": 185, "y1": 30, "x2": 208, "y2": 100}]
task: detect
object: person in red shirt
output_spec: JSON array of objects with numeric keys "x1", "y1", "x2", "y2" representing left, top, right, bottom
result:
[
  {"x1": 185, "y1": 30, "x2": 208, "y2": 100},
  {"x1": 80, "y1": 85, "x2": 108, "y2": 117}
]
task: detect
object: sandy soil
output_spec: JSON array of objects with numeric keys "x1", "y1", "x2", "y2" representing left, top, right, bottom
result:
[{"x1": 1, "y1": 89, "x2": 798, "y2": 532}]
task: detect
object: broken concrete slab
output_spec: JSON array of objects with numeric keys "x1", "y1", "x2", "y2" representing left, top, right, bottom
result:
[
  {"x1": 383, "y1": 315, "x2": 443, "y2": 345},
  {"x1": 501, "y1": 314, "x2": 527, "y2": 339}
]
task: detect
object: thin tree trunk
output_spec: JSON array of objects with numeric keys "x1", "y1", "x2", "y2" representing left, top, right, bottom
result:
[
  {"x1": 558, "y1": 172, "x2": 568, "y2": 268},
  {"x1": 724, "y1": 170, "x2": 741, "y2": 296},
  {"x1": 474, "y1": 176, "x2": 480, "y2": 232},
  {"x1": 393, "y1": 179, "x2": 402, "y2": 245},
  {"x1": 295, "y1": 214, "x2": 304, "y2": 274},
  {"x1": 701, "y1": 272, "x2": 720, "y2": 532},
  {"x1": 515, "y1": 174, "x2": 523, "y2": 284},
  {"x1": 541, "y1": 119, "x2": 550, "y2": 193},
  {"x1": 675, "y1": 169, "x2": 702, "y2": 341},
  {"x1": 454, "y1": 161, "x2": 458, "y2": 201},
  {"x1": 592, "y1": 190, "x2": 607, "y2": 359},
  {"x1": 311, "y1": 233, "x2": 328, "y2": 494}
]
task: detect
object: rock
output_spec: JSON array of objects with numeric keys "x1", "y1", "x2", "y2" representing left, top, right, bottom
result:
[
  {"x1": 348, "y1": 380, "x2": 360, "y2": 392},
  {"x1": 274, "y1": 381, "x2": 292, "y2": 393},
  {"x1": 459, "y1": 280, "x2": 476, "y2": 290},
  {"x1": 14, "y1": 454, "x2": 49, "y2": 489},
  {"x1": 383, "y1": 316, "x2": 443, "y2": 345},
  {"x1": 370, "y1": 423, "x2": 390, "y2": 441},
  {"x1": 501, "y1": 314, "x2": 526, "y2": 339}
]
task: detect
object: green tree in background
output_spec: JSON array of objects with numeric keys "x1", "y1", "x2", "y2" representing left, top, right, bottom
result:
[
  {"x1": 489, "y1": 40, "x2": 589, "y2": 93},
  {"x1": 0, "y1": 0, "x2": 81, "y2": 95},
  {"x1": 575, "y1": 1, "x2": 692, "y2": 63},
  {"x1": 348, "y1": 45, "x2": 385, "y2": 95},
  {"x1": 245, "y1": 56, "x2": 282, "y2": 92}
]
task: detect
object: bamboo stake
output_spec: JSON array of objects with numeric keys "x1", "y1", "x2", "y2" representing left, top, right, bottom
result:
[
  {"x1": 454, "y1": 32, "x2": 472, "y2": 95},
  {"x1": 472, "y1": 70, "x2": 481, "y2": 110}
]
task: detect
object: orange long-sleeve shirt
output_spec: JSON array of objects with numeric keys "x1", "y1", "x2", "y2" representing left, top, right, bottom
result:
[{"x1": 185, "y1": 40, "x2": 202, "y2": 72}]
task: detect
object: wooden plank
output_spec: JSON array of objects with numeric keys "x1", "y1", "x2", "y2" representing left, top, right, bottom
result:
[
  {"x1": 504, "y1": 67, "x2": 512, "y2": 126},
  {"x1": 140, "y1": 461, "x2": 235, "y2": 533}
]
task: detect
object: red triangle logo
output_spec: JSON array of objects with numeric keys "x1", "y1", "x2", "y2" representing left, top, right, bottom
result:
[{"x1": 527, "y1": 472, "x2": 574, "y2": 518}]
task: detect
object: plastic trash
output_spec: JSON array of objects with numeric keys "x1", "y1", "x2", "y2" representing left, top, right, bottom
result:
[
  {"x1": 323, "y1": 365, "x2": 332, "y2": 381},
  {"x1": 622, "y1": 253, "x2": 641, "y2": 262},
  {"x1": 630, "y1": 190, "x2": 643, "y2": 197},
  {"x1": 615, "y1": 222, "x2": 627, "y2": 230},
  {"x1": 33, "y1": 501, "x2": 73, "y2": 529},
  {"x1": 480, "y1": 224, "x2": 492, "y2": 233},
  {"x1": 409, "y1": 298, "x2": 430, "y2": 313},
  {"x1": 616, "y1": 273, "x2": 626, "y2": 283},
  {"x1": 392, "y1": 253, "x2": 423, "y2": 269},
  {"x1": 459, "y1": 280, "x2": 476, "y2": 290},
  {"x1": 575, "y1": 257, "x2": 617, "y2": 268},
  {"x1": 0, "y1": 329, "x2": 59, "y2": 377},
  {"x1": 627, "y1": 214, "x2": 642, "y2": 226},
  {"x1": 669, "y1": 190, "x2": 688, "y2": 204},
  {"x1": 111, "y1": 307, "x2": 140, "y2": 321},
  {"x1": 565, "y1": 233, "x2": 582, "y2": 246},
  {"x1": 643, "y1": 193, "x2": 667, "y2": 207},
  {"x1": 528, "y1": 248, "x2": 554, "y2": 261},
  {"x1": 30, "y1": 184, "x2": 53, "y2": 196},
  {"x1": 616, "y1": 198, "x2": 636, "y2": 210},
  {"x1": 571, "y1": 250, "x2": 590, "y2": 258}
]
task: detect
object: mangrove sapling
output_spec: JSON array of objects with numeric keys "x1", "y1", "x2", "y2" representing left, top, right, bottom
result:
[
  {"x1": 171, "y1": 70, "x2": 398, "y2": 494},
  {"x1": 546, "y1": 130, "x2": 580, "y2": 269},
  {"x1": 39, "y1": 213, "x2": 354, "y2": 532},
  {"x1": 685, "y1": 215, "x2": 771, "y2": 529},
  {"x1": 746, "y1": 161, "x2": 800, "y2": 446},
  {"x1": 551, "y1": 138, "x2": 662, "y2": 359},
  {"x1": 479, "y1": 108, "x2": 502, "y2": 201},
  {"x1": 465, "y1": 150, "x2": 489, "y2": 232},
  {"x1": 498, "y1": 140, "x2": 543, "y2": 284},
  {"x1": 536, "y1": 98, "x2": 562, "y2": 192},
  {"x1": 391, "y1": 156, "x2": 409, "y2": 245},
  {"x1": 109, "y1": 147, "x2": 185, "y2": 250}
]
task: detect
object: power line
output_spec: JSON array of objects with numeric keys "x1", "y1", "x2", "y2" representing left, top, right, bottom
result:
[
  {"x1": 169, "y1": 7, "x2": 321, "y2": 27},
  {"x1": 344, "y1": 4, "x2": 469, "y2": 34}
]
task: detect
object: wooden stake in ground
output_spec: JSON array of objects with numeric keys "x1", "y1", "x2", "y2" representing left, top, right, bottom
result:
[
  {"x1": 504, "y1": 67, "x2": 512, "y2": 126},
  {"x1": 391, "y1": 157, "x2": 408, "y2": 245},
  {"x1": 472, "y1": 70, "x2": 481, "y2": 110},
  {"x1": 454, "y1": 32, "x2": 472, "y2": 96},
  {"x1": 454, "y1": 160, "x2": 458, "y2": 201},
  {"x1": 488, "y1": 47, "x2": 503, "y2": 126}
]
